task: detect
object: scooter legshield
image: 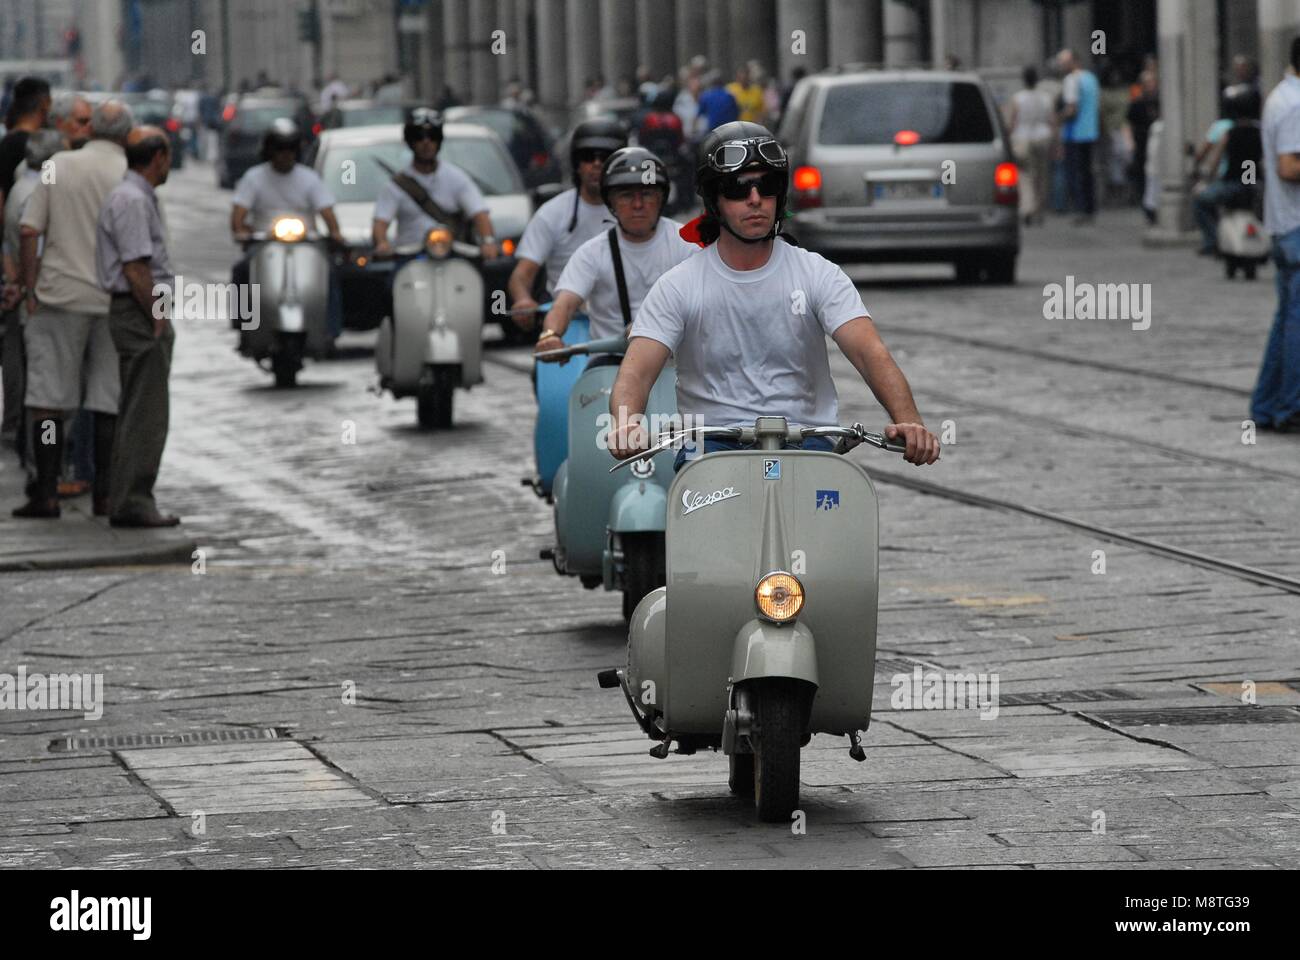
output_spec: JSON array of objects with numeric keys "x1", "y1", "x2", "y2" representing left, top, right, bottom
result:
[
  {"x1": 662, "y1": 450, "x2": 880, "y2": 736},
  {"x1": 389, "y1": 258, "x2": 484, "y2": 394},
  {"x1": 246, "y1": 240, "x2": 330, "y2": 359},
  {"x1": 533, "y1": 315, "x2": 590, "y2": 495}
]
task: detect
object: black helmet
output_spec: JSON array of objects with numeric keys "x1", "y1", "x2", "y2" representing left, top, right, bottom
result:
[
  {"x1": 261, "y1": 118, "x2": 302, "y2": 161},
  {"x1": 695, "y1": 121, "x2": 790, "y2": 242},
  {"x1": 600, "y1": 146, "x2": 669, "y2": 211},
  {"x1": 569, "y1": 116, "x2": 627, "y2": 181},
  {"x1": 404, "y1": 107, "x2": 443, "y2": 148}
]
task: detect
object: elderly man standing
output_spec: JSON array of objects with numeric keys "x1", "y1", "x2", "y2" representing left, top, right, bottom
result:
[
  {"x1": 50, "y1": 92, "x2": 93, "y2": 151},
  {"x1": 95, "y1": 126, "x2": 179, "y2": 527},
  {"x1": 11, "y1": 100, "x2": 131, "y2": 519}
]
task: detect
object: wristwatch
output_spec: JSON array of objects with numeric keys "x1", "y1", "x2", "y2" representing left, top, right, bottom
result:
[
  {"x1": 538, "y1": 329, "x2": 561, "y2": 342},
  {"x1": 477, "y1": 235, "x2": 497, "y2": 245}
]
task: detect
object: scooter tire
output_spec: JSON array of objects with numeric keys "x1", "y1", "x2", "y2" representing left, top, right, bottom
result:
[
  {"x1": 417, "y1": 368, "x2": 455, "y2": 430},
  {"x1": 1245, "y1": 263, "x2": 1257, "y2": 280},
  {"x1": 1225, "y1": 259, "x2": 1237, "y2": 279},
  {"x1": 752, "y1": 678, "x2": 804, "y2": 822},
  {"x1": 271, "y1": 353, "x2": 299, "y2": 388},
  {"x1": 621, "y1": 532, "x2": 665, "y2": 622}
]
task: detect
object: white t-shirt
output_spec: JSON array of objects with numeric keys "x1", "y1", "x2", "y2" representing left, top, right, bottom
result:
[
  {"x1": 515, "y1": 187, "x2": 615, "y2": 293},
  {"x1": 554, "y1": 218, "x2": 697, "y2": 339},
  {"x1": 632, "y1": 240, "x2": 869, "y2": 428},
  {"x1": 372, "y1": 162, "x2": 488, "y2": 248},
  {"x1": 232, "y1": 163, "x2": 336, "y2": 231}
]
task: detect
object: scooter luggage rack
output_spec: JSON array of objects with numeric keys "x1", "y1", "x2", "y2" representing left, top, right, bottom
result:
[{"x1": 609, "y1": 422, "x2": 906, "y2": 473}]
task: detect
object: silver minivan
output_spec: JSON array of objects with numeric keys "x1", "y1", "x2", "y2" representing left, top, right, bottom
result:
[{"x1": 778, "y1": 70, "x2": 1020, "y2": 283}]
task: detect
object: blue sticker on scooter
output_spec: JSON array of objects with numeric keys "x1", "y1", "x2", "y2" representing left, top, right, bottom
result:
[
  {"x1": 763, "y1": 458, "x2": 781, "y2": 480},
  {"x1": 816, "y1": 489, "x2": 840, "y2": 511}
]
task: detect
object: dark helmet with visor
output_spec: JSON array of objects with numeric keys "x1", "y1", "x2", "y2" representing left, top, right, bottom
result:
[
  {"x1": 565, "y1": 117, "x2": 628, "y2": 229},
  {"x1": 695, "y1": 121, "x2": 790, "y2": 242},
  {"x1": 403, "y1": 107, "x2": 444, "y2": 148},
  {"x1": 600, "y1": 146, "x2": 670, "y2": 212},
  {"x1": 261, "y1": 118, "x2": 302, "y2": 161}
]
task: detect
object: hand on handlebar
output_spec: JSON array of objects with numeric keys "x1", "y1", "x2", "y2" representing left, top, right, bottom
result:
[
  {"x1": 534, "y1": 335, "x2": 569, "y2": 363},
  {"x1": 608, "y1": 421, "x2": 650, "y2": 461},
  {"x1": 479, "y1": 241, "x2": 500, "y2": 260},
  {"x1": 511, "y1": 297, "x2": 539, "y2": 330},
  {"x1": 372, "y1": 240, "x2": 394, "y2": 260},
  {"x1": 885, "y1": 422, "x2": 940, "y2": 465}
]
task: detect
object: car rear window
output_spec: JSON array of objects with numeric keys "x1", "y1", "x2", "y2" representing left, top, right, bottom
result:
[
  {"x1": 817, "y1": 81, "x2": 996, "y2": 145},
  {"x1": 339, "y1": 106, "x2": 407, "y2": 127},
  {"x1": 235, "y1": 105, "x2": 301, "y2": 132}
]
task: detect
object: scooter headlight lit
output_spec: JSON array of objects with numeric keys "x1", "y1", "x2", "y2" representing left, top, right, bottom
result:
[
  {"x1": 271, "y1": 217, "x2": 307, "y2": 243},
  {"x1": 756, "y1": 572, "x2": 804, "y2": 622},
  {"x1": 425, "y1": 227, "x2": 454, "y2": 258}
]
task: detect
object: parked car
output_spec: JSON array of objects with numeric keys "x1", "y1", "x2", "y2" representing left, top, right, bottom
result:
[
  {"x1": 319, "y1": 98, "x2": 421, "y2": 131},
  {"x1": 216, "y1": 92, "x2": 314, "y2": 189},
  {"x1": 310, "y1": 123, "x2": 532, "y2": 331},
  {"x1": 443, "y1": 105, "x2": 561, "y2": 190},
  {"x1": 777, "y1": 69, "x2": 1020, "y2": 283},
  {"x1": 121, "y1": 91, "x2": 185, "y2": 169}
]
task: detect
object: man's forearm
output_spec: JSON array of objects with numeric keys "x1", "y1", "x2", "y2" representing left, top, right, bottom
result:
[
  {"x1": 122, "y1": 262, "x2": 158, "y2": 316},
  {"x1": 19, "y1": 232, "x2": 39, "y2": 293},
  {"x1": 472, "y1": 212, "x2": 494, "y2": 239},
  {"x1": 508, "y1": 260, "x2": 540, "y2": 304},
  {"x1": 864, "y1": 359, "x2": 923, "y2": 425}
]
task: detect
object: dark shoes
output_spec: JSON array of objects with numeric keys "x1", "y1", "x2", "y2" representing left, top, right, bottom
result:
[
  {"x1": 12, "y1": 499, "x2": 60, "y2": 519},
  {"x1": 109, "y1": 512, "x2": 181, "y2": 528}
]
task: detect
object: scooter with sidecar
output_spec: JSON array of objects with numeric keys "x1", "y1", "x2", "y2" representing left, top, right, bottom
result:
[
  {"x1": 598, "y1": 417, "x2": 906, "y2": 821},
  {"x1": 535, "y1": 335, "x2": 679, "y2": 620},
  {"x1": 375, "y1": 227, "x2": 485, "y2": 429}
]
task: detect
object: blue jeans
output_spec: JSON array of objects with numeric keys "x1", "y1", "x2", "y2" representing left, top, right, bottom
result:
[
  {"x1": 1251, "y1": 227, "x2": 1300, "y2": 427},
  {"x1": 1193, "y1": 181, "x2": 1253, "y2": 253},
  {"x1": 673, "y1": 435, "x2": 836, "y2": 472},
  {"x1": 1063, "y1": 140, "x2": 1096, "y2": 216}
]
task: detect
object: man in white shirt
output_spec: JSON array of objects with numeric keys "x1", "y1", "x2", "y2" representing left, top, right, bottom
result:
[
  {"x1": 610, "y1": 122, "x2": 939, "y2": 468},
  {"x1": 371, "y1": 108, "x2": 497, "y2": 260},
  {"x1": 507, "y1": 118, "x2": 625, "y2": 326},
  {"x1": 535, "y1": 147, "x2": 696, "y2": 357}
]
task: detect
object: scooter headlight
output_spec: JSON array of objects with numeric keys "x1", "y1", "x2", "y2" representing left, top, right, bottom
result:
[
  {"x1": 425, "y1": 227, "x2": 454, "y2": 258},
  {"x1": 756, "y1": 571, "x2": 804, "y2": 623},
  {"x1": 271, "y1": 217, "x2": 307, "y2": 243}
]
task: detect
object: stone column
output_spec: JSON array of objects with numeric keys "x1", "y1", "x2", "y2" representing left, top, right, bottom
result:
[
  {"x1": 827, "y1": 0, "x2": 880, "y2": 68},
  {"x1": 675, "y1": 0, "x2": 709, "y2": 70},
  {"x1": 637, "y1": 0, "x2": 676, "y2": 83},
  {"x1": 776, "y1": 0, "x2": 828, "y2": 79},
  {"x1": 1258, "y1": 0, "x2": 1300, "y2": 90},
  {"x1": 535, "y1": 0, "x2": 568, "y2": 114},
  {"x1": 469, "y1": 0, "x2": 500, "y2": 104},
  {"x1": 566, "y1": 0, "x2": 602, "y2": 105},
  {"x1": 883, "y1": 0, "x2": 921, "y2": 67},
  {"x1": 729, "y1": 0, "x2": 778, "y2": 77},
  {"x1": 1147, "y1": 0, "x2": 1201, "y2": 243},
  {"x1": 495, "y1": 0, "x2": 517, "y2": 94},
  {"x1": 442, "y1": 0, "x2": 471, "y2": 103},
  {"x1": 600, "y1": 0, "x2": 637, "y2": 90},
  {"x1": 706, "y1": 0, "x2": 729, "y2": 75},
  {"x1": 931, "y1": 0, "x2": 947, "y2": 69},
  {"x1": 513, "y1": 0, "x2": 534, "y2": 96}
]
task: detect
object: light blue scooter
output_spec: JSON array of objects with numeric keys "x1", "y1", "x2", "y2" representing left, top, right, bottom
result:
[
  {"x1": 525, "y1": 310, "x2": 589, "y2": 500},
  {"x1": 536, "y1": 335, "x2": 678, "y2": 620}
]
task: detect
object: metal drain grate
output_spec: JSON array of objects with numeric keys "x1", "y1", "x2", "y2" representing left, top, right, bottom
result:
[
  {"x1": 50, "y1": 727, "x2": 287, "y2": 752},
  {"x1": 875, "y1": 657, "x2": 940, "y2": 675},
  {"x1": 1000, "y1": 688, "x2": 1139, "y2": 706},
  {"x1": 1085, "y1": 706, "x2": 1300, "y2": 726}
]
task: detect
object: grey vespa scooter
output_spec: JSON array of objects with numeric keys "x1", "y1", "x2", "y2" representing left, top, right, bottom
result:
[{"x1": 599, "y1": 417, "x2": 905, "y2": 821}]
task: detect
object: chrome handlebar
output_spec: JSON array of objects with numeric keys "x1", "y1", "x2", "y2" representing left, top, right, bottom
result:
[
  {"x1": 534, "y1": 335, "x2": 627, "y2": 363},
  {"x1": 608, "y1": 422, "x2": 905, "y2": 474}
]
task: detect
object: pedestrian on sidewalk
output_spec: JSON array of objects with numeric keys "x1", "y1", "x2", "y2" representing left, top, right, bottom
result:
[
  {"x1": 11, "y1": 100, "x2": 131, "y2": 520},
  {"x1": 1250, "y1": 39, "x2": 1300, "y2": 433},
  {"x1": 1007, "y1": 65, "x2": 1053, "y2": 226},
  {"x1": 1056, "y1": 48, "x2": 1100, "y2": 225},
  {"x1": 95, "y1": 126, "x2": 180, "y2": 528}
]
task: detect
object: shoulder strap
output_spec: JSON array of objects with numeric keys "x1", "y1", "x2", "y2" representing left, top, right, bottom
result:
[
  {"x1": 607, "y1": 227, "x2": 632, "y2": 328},
  {"x1": 391, "y1": 171, "x2": 468, "y2": 240}
]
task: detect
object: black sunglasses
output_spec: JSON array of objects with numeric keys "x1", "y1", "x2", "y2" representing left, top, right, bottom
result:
[
  {"x1": 717, "y1": 171, "x2": 785, "y2": 201},
  {"x1": 575, "y1": 148, "x2": 611, "y2": 165}
]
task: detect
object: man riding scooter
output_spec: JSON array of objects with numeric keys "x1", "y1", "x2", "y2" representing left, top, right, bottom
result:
[
  {"x1": 608, "y1": 121, "x2": 940, "y2": 468},
  {"x1": 230, "y1": 119, "x2": 345, "y2": 345},
  {"x1": 507, "y1": 118, "x2": 625, "y2": 327},
  {"x1": 535, "y1": 146, "x2": 697, "y2": 362},
  {"x1": 371, "y1": 108, "x2": 499, "y2": 269}
]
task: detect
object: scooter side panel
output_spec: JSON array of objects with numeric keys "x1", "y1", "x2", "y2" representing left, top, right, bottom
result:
[
  {"x1": 533, "y1": 315, "x2": 590, "y2": 495},
  {"x1": 559, "y1": 363, "x2": 675, "y2": 576},
  {"x1": 663, "y1": 452, "x2": 878, "y2": 735},
  {"x1": 627, "y1": 587, "x2": 667, "y2": 719}
]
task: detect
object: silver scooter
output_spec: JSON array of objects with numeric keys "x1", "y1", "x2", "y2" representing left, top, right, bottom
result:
[
  {"x1": 600, "y1": 417, "x2": 906, "y2": 821},
  {"x1": 375, "y1": 228, "x2": 484, "y2": 429},
  {"x1": 239, "y1": 216, "x2": 331, "y2": 388}
]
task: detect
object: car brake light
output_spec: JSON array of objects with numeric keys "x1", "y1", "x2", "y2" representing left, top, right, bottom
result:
[
  {"x1": 502, "y1": 238, "x2": 516, "y2": 256},
  {"x1": 894, "y1": 130, "x2": 920, "y2": 146},
  {"x1": 792, "y1": 165, "x2": 822, "y2": 209},
  {"x1": 994, "y1": 162, "x2": 1019, "y2": 205},
  {"x1": 530, "y1": 152, "x2": 549, "y2": 168},
  {"x1": 311, "y1": 122, "x2": 322, "y2": 137},
  {"x1": 164, "y1": 117, "x2": 180, "y2": 132},
  {"x1": 222, "y1": 103, "x2": 236, "y2": 122}
]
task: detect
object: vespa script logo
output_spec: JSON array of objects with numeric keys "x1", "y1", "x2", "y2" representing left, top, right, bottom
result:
[{"x1": 681, "y1": 486, "x2": 740, "y2": 516}]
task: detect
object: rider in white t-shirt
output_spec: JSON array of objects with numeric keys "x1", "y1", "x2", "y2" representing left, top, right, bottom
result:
[
  {"x1": 536, "y1": 147, "x2": 698, "y2": 351},
  {"x1": 610, "y1": 122, "x2": 939, "y2": 467}
]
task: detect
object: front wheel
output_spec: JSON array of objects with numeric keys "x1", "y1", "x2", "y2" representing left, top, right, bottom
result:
[
  {"x1": 751, "y1": 678, "x2": 807, "y2": 822},
  {"x1": 986, "y1": 252, "x2": 1017, "y2": 285},
  {"x1": 620, "y1": 532, "x2": 665, "y2": 621},
  {"x1": 271, "y1": 336, "x2": 303, "y2": 388},
  {"x1": 417, "y1": 366, "x2": 456, "y2": 429}
]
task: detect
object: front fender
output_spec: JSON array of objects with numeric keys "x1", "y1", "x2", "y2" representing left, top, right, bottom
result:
[
  {"x1": 426, "y1": 327, "x2": 461, "y2": 365},
  {"x1": 730, "y1": 619, "x2": 819, "y2": 687},
  {"x1": 608, "y1": 479, "x2": 667, "y2": 533}
]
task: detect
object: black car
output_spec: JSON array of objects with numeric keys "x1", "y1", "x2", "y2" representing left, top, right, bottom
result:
[
  {"x1": 443, "y1": 105, "x2": 561, "y2": 190},
  {"x1": 216, "y1": 93, "x2": 314, "y2": 189}
]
